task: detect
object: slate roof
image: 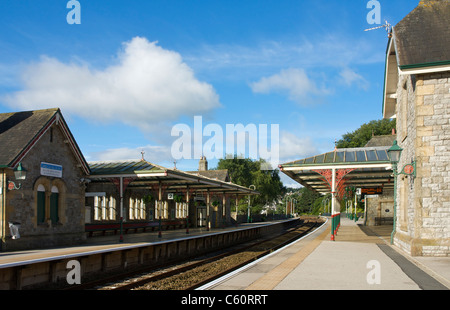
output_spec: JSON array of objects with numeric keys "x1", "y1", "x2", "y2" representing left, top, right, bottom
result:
[
  {"x1": 393, "y1": 0, "x2": 450, "y2": 68},
  {"x1": 364, "y1": 134, "x2": 397, "y2": 148},
  {"x1": 0, "y1": 108, "x2": 89, "y2": 173},
  {"x1": 0, "y1": 109, "x2": 59, "y2": 167},
  {"x1": 187, "y1": 170, "x2": 230, "y2": 182}
]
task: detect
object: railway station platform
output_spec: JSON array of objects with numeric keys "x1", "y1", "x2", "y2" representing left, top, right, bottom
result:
[
  {"x1": 206, "y1": 217, "x2": 450, "y2": 290},
  {"x1": 0, "y1": 220, "x2": 287, "y2": 268}
]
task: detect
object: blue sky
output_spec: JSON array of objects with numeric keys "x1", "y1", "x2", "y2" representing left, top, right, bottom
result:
[{"x1": 0, "y1": 0, "x2": 418, "y2": 187}]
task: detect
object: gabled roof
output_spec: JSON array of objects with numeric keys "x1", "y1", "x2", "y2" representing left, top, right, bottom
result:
[
  {"x1": 364, "y1": 134, "x2": 397, "y2": 148},
  {"x1": 187, "y1": 170, "x2": 230, "y2": 182},
  {"x1": 393, "y1": 0, "x2": 450, "y2": 70},
  {"x1": 383, "y1": 0, "x2": 450, "y2": 118},
  {"x1": 0, "y1": 108, "x2": 90, "y2": 174}
]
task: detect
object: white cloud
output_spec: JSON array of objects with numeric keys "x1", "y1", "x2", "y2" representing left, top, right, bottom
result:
[
  {"x1": 339, "y1": 67, "x2": 369, "y2": 90},
  {"x1": 250, "y1": 68, "x2": 328, "y2": 105},
  {"x1": 3, "y1": 37, "x2": 221, "y2": 132},
  {"x1": 279, "y1": 131, "x2": 318, "y2": 163},
  {"x1": 89, "y1": 144, "x2": 173, "y2": 164}
]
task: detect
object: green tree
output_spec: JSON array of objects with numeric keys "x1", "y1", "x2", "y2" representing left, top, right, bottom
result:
[
  {"x1": 216, "y1": 156, "x2": 286, "y2": 213},
  {"x1": 336, "y1": 119, "x2": 396, "y2": 148},
  {"x1": 281, "y1": 187, "x2": 321, "y2": 215}
]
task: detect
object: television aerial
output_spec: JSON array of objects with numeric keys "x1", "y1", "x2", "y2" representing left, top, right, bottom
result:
[{"x1": 365, "y1": 20, "x2": 392, "y2": 37}]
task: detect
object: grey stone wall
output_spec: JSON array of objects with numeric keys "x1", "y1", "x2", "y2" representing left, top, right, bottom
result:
[
  {"x1": 2, "y1": 123, "x2": 86, "y2": 251},
  {"x1": 395, "y1": 71, "x2": 450, "y2": 256},
  {"x1": 366, "y1": 189, "x2": 394, "y2": 226}
]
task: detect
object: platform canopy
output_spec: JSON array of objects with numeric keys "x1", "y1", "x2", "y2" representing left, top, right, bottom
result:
[
  {"x1": 88, "y1": 159, "x2": 259, "y2": 197},
  {"x1": 279, "y1": 146, "x2": 394, "y2": 198}
]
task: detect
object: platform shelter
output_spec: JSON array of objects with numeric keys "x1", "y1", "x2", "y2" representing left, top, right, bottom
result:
[
  {"x1": 85, "y1": 159, "x2": 259, "y2": 241},
  {"x1": 279, "y1": 145, "x2": 394, "y2": 240}
]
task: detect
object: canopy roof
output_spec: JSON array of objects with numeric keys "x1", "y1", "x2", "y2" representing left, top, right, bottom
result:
[
  {"x1": 280, "y1": 146, "x2": 393, "y2": 196},
  {"x1": 88, "y1": 160, "x2": 258, "y2": 196},
  {"x1": 284, "y1": 146, "x2": 390, "y2": 166}
]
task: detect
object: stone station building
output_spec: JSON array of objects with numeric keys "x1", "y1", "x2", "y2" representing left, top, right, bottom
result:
[
  {"x1": 0, "y1": 109, "x2": 90, "y2": 251},
  {"x1": 382, "y1": 0, "x2": 450, "y2": 256}
]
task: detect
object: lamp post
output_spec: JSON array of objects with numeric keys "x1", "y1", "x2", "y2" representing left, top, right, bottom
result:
[
  {"x1": 388, "y1": 140, "x2": 403, "y2": 245},
  {"x1": 247, "y1": 185, "x2": 256, "y2": 223},
  {"x1": 285, "y1": 196, "x2": 291, "y2": 218}
]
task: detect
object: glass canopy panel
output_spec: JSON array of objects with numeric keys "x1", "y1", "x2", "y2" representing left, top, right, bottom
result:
[
  {"x1": 314, "y1": 154, "x2": 325, "y2": 164},
  {"x1": 366, "y1": 150, "x2": 378, "y2": 161},
  {"x1": 304, "y1": 157, "x2": 315, "y2": 164},
  {"x1": 324, "y1": 152, "x2": 335, "y2": 163},
  {"x1": 346, "y1": 151, "x2": 356, "y2": 162},
  {"x1": 335, "y1": 151, "x2": 345, "y2": 163},
  {"x1": 376, "y1": 150, "x2": 389, "y2": 161},
  {"x1": 356, "y1": 151, "x2": 366, "y2": 162}
]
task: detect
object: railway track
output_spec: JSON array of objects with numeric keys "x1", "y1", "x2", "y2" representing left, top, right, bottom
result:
[{"x1": 85, "y1": 218, "x2": 323, "y2": 291}]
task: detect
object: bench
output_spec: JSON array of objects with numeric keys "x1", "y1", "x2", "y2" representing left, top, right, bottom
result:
[{"x1": 374, "y1": 217, "x2": 393, "y2": 225}]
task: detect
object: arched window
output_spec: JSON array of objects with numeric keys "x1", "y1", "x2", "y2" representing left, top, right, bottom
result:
[
  {"x1": 37, "y1": 184, "x2": 46, "y2": 224},
  {"x1": 50, "y1": 186, "x2": 59, "y2": 224}
]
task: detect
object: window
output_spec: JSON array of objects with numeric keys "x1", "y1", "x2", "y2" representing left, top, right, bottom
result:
[
  {"x1": 94, "y1": 196, "x2": 101, "y2": 220},
  {"x1": 108, "y1": 196, "x2": 116, "y2": 220},
  {"x1": 129, "y1": 197, "x2": 146, "y2": 220},
  {"x1": 35, "y1": 179, "x2": 66, "y2": 226},
  {"x1": 93, "y1": 195, "x2": 115, "y2": 221},
  {"x1": 50, "y1": 186, "x2": 59, "y2": 224},
  {"x1": 175, "y1": 202, "x2": 188, "y2": 219},
  {"x1": 37, "y1": 184, "x2": 46, "y2": 224}
]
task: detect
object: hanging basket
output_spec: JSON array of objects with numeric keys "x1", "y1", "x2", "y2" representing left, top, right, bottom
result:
[
  {"x1": 174, "y1": 194, "x2": 184, "y2": 203},
  {"x1": 143, "y1": 194, "x2": 153, "y2": 204}
]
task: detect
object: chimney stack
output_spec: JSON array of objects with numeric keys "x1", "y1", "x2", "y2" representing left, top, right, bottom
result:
[{"x1": 199, "y1": 156, "x2": 208, "y2": 171}]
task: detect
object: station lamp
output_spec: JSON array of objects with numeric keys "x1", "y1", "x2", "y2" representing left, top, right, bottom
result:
[
  {"x1": 387, "y1": 140, "x2": 403, "y2": 165},
  {"x1": 14, "y1": 163, "x2": 27, "y2": 180},
  {"x1": 8, "y1": 163, "x2": 27, "y2": 191}
]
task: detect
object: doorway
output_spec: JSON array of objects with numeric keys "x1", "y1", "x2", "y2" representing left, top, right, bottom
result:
[{"x1": 197, "y1": 206, "x2": 207, "y2": 227}]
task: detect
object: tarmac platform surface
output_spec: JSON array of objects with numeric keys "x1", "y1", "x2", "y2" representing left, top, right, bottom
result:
[{"x1": 205, "y1": 217, "x2": 450, "y2": 290}]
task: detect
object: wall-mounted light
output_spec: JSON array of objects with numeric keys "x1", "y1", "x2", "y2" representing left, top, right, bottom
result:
[
  {"x1": 387, "y1": 140, "x2": 416, "y2": 178},
  {"x1": 8, "y1": 163, "x2": 27, "y2": 190},
  {"x1": 14, "y1": 163, "x2": 27, "y2": 180},
  {"x1": 387, "y1": 140, "x2": 403, "y2": 165}
]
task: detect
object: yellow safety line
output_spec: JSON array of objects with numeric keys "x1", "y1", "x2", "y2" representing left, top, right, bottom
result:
[{"x1": 245, "y1": 222, "x2": 330, "y2": 290}]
